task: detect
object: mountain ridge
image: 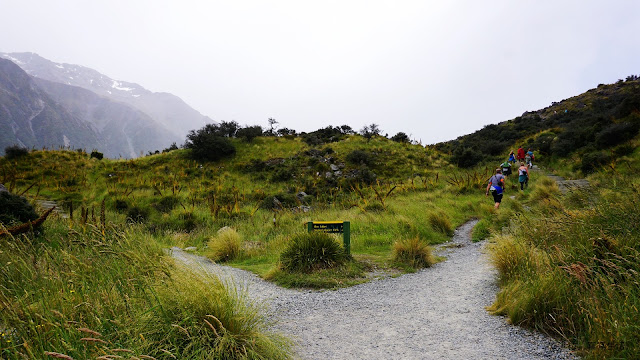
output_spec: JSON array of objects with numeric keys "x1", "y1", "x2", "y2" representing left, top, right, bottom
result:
[{"x1": 0, "y1": 52, "x2": 210, "y2": 139}]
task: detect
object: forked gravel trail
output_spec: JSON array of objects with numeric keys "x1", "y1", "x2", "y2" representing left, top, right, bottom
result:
[{"x1": 172, "y1": 221, "x2": 578, "y2": 359}]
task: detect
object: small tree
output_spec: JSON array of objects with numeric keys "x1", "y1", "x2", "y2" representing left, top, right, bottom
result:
[
  {"x1": 266, "y1": 118, "x2": 278, "y2": 136},
  {"x1": 360, "y1": 124, "x2": 381, "y2": 141}
]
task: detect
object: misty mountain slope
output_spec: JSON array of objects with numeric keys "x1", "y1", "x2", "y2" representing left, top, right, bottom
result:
[
  {"x1": 0, "y1": 58, "x2": 104, "y2": 154},
  {"x1": 35, "y1": 78, "x2": 178, "y2": 158},
  {"x1": 1, "y1": 52, "x2": 210, "y2": 137}
]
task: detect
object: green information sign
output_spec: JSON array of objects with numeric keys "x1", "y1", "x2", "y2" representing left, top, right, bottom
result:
[{"x1": 307, "y1": 221, "x2": 351, "y2": 255}]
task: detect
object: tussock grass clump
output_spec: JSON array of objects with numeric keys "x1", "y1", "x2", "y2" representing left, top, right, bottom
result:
[
  {"x1": 280, "y1": 232, "x2": 347, "y2": 272},
  {"x1": 207, "y1": 227, "x2": 242, "y2": 262},
  {"x1": 488, "y1": 174, "x2": 640, "y2": 358},
  {"x1": 428, "y1": 211, "x2": 453, "y2": 236},
  {"x1": 489, "y1": 234, "x2": 550, "y2": 283},
  {"x1": 528, "y1": 177, "x2": 560, "y2": 202},
  {"x1": 392, "y1": 236, "x2": 434, "y2": 269},
  {"x1": 140, "y1": 266, "x2": 291, "y2": 359}
]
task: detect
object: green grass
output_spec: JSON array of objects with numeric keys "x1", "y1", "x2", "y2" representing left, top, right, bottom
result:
[
  {"x1": 0, "y1": 220, "x2": 291, "y2": 359},
  {"x1": 487, "y1": 166, "x2": 640, "y2": 359},
  {"x1": 0, "y1": 135, "x2": 497, "y2": 357}
]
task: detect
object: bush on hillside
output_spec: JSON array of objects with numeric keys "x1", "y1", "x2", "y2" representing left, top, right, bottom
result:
[
  {"x1": 126, "y1": 206, "x2": 149, "y2": 223},
  {"x1": 595, "y1": 122, "x2": 639, "y2": 148},
  {"x1": 0, "y1": 192, "x2": 39, "y2": 226},
  {"x1": 162, "y1": 142, "x2": 179, "y2": 153},
  {"x1": 236, "y1": 125, "x2": 263, "y2": 142},
  {"x1": 301, "y1": 126, "x2": 347, "y2": 145},
  {"x1": 113, "y1": 199, "x2": 129, "y2": 212},
  {"x1": 153, "y1": 196, "x2": 180, "y2": 213},
  {"x1": 185, "y1": 124, "x2": 236, "y2": 162},
  {"x1": 580, "y1": 151, "x2": 611, "y2": 174},
  {"x1": 451, "y1": 147, "x2": 483, "y2": 168},
  {"x1": 280, "y1": 232, "x2": 347, "y2": 272},
  {"x1": 4, "y1": 145, "x2": 29, "y2": 160},
  {"x1": 346, "y1": 150, "x2": 376, "y2": 167},
  {"x1": 391, "y1": 132, "x2": 410, "y2": 143},
  {"x1": 260, "y1": 193, "x2": 299, "y2": 210},
  {"x1": 90, "y1": 150, "x2": 104, "y2": 160}
]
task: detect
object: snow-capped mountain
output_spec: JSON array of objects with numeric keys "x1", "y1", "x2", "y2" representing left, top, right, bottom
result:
[
  {"x1": 0, "y1": 58, "x2": 106, "y2": 155},
  {"x1": 0, "y1": 52, "x2": 209, "y2": 138}
]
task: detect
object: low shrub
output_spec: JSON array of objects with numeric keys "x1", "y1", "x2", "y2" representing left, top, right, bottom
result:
[
  {"x1": 346, "y1": 150, "x2": 376, "y2": 167},
  {"x1": 280, "y1": 232, "x2": 347, "y2": 272},
  {"x1": 392, "y1": 236, "x2": 434, "y2": 269},
  {"x1": 207, "y1": 228, "x2": 242, "y2": 262},
  {"x1": 4, "y1": 145, "x2": 29, "y2": 159},
  {"x1": 260, "y1": 193, "x2": 298, "y2": 210},
  {"x1": 154, "y1": 196, "x2": 180, "y2": 213},
  {"x1": 364, "y1": 202, "x2": 385, "y2": 212},
  {"x1": 0, "y1": 192, "x2": 39, "y2": 226},
  {"x1": 580, "y1": 151, "x2": 611, "y2": 174},
  {"x1": 185, "y1": 125, "x2": 236, "y2": 162},
  {"x1": 113, "y1": 199, "x2": 128, "y2": 212},
  {"x1": 236, "y1": 125, "x2": 263, "y2": 142},
  {"x1": 126, "y1": 206, "x2": 149, "y2": 223},
  {"x1": 595, "y1": 121, "x2": 639, "y2": 148},
  {"x1": 90, "y1": 150, "x2": 104, "y2": 160}
]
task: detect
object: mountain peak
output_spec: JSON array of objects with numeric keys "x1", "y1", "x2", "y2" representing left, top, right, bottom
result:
[{"x1": 1, "y1": 52, "x2": 210, "y2": 137}]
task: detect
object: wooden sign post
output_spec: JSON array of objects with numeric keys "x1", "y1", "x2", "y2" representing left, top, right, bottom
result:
[{"x1": 307, "y1": 221, "x2": 351, "y2": 255}]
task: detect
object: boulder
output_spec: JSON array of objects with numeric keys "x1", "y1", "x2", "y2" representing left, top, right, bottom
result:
[
  {"x1": 296, "y1": 191, "x2": 308, "y2": 201},
  {"x1": 0, "y1": 183, "x2": 8, "y2": 193},
  {"x1": 217, "y1": 226, "x2": 233, "y2": 234}
]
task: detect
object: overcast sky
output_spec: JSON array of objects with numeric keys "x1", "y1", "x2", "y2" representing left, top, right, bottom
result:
[{"x1": 1, "y1": 1, "x2": 639, "y2": 144}]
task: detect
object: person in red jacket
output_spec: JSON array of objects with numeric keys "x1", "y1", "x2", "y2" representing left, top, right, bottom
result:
[{"x1": 517, "y1": 146, "x2": 526, "y2": 162}]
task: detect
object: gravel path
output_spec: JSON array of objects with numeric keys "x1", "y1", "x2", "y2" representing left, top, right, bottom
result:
[{"x1": 172, "y1": 221, "x2": 578, "y2": 359}]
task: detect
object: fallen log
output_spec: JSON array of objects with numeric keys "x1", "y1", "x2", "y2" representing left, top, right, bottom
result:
[{"x1": 0, "y1": 206, "x2": 56, "y2": 237}]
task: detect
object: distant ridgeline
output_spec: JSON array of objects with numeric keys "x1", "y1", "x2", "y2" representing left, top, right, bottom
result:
[{"x1": 436, "y1": 76, "x2": 640, "y2": 169}]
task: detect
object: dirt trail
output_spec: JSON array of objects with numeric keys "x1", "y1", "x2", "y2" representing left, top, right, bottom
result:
[{"x1": 172, "y1": 221, "x2": 578, "y2": 359}]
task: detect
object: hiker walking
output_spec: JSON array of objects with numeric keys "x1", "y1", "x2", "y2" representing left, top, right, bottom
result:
[
  {"x1": 501, "y1": 159, "x2": 512, "y2": 176},
  {"x1": 526, "y1": 148, "x2": 534, "y2": 168},
  {"x1": 508, "y1": 150, "x2": 516, "y2": 164},
  {"x1": 486, "y1": 168, "x2": 506, "y2": 209},
  {"x1": 518, "y1": 162, "x2": 529, "y2": 190},
  {"x1": 517, "y1": 146, "x2": 526, "y2": 163}
]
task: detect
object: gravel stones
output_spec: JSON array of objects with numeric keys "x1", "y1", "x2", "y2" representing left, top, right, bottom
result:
[{"x1": 172, "y1": 221, "x2": 578, "y2": 359}]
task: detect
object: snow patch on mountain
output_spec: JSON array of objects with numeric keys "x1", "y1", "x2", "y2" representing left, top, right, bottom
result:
[{"x1": 111, "y1": 80, "x2": 134, "y2": 91}]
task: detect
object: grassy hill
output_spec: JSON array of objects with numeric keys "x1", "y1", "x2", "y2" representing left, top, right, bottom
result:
[
  {"x1": 436, "y1": 77, "x2": 640, "y2": 173},
  {"x1": 1, "y1": 134, "x2": 494, "y2": 359},
  {"x1": 2, "y1": 76, "x2": 640, "y2": 359}
]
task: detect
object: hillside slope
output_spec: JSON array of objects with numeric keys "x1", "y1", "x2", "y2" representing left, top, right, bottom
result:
[
  {"x1": 437, "y1": 77, "x2": 640, "y2": 169},
  {"x1": 35, "y1": 78, "x2": 178, "y2": 158},
  {"x1": 0, "y1": 58, "x2": 104, "y2": 154},
  {"x1": 1, "y1": 52, "x2": 210, "y2": 138}
]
